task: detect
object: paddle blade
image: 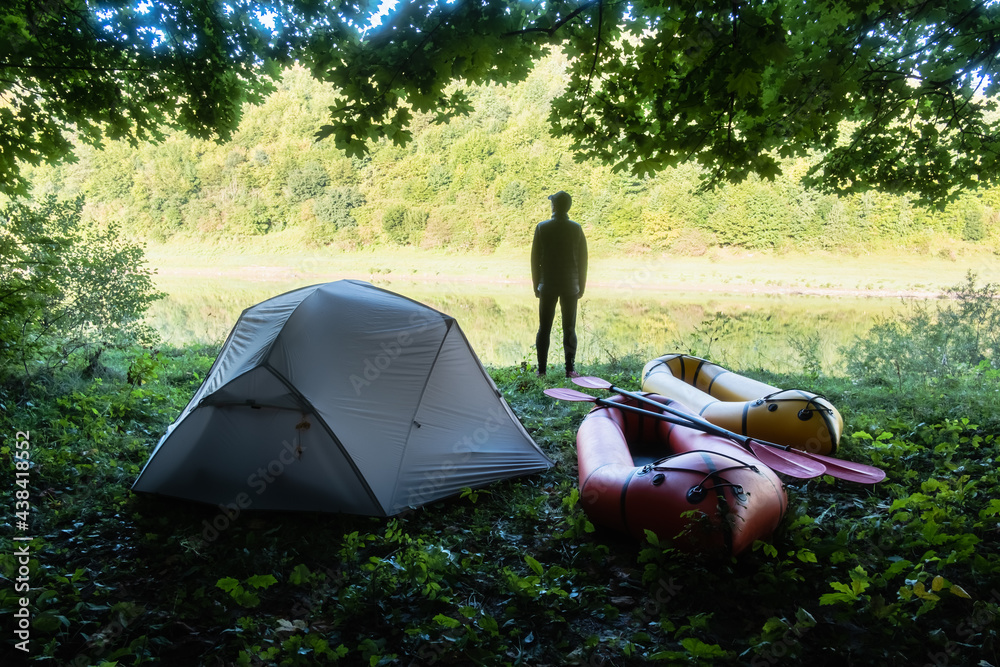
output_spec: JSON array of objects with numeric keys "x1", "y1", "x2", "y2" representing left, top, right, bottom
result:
[
  {"x1": 543, "y1": 387, "x2": 598, "y2": 402},
  {"x1": 565, "y1": 375, "x2": 884, "y2": 483},
  {"x1": 746, "y1": 440, "x2": 827, "y2": 479},
  {"x1": 571, "y1": 376, "x2": 614, "y2": 390},
  {"x1": 799, "y1": 452, "x2": 886, "y2": 484}
]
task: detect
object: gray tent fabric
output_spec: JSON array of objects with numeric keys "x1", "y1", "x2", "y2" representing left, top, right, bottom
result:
[{"x1": 133, "y1": 280, "x2": 552, "y2": 515}]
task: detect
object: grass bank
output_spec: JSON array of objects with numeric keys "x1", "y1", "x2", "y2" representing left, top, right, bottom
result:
[
  {"x1": 145, "y1": 242, "x2": 1000, "y2": 299},
  {"x1": 3, "y1": 244, "x2": 998, "y2": 664},
  {"x1": 1, "y1": 347, "x2": 998, "y2": 665}
]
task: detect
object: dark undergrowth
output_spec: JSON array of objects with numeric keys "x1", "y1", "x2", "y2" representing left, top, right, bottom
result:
[{"x1": 2, "y1": 278, "x2": 999, "y2": 665}]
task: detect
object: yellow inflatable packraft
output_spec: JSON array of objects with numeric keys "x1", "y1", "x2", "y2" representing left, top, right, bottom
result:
[{"x1": 641, "y1": 354, "x2": 842, "y2": 455}]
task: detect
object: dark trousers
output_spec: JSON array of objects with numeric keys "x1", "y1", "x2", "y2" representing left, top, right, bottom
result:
[{"x1": 536, "y1": 292, "x2": 578, "y2": 372}]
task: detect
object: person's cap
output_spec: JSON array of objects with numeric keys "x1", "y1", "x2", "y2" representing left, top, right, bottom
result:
[{"x1": 548, "y1": 191, "x2": 572, "y2": 211}]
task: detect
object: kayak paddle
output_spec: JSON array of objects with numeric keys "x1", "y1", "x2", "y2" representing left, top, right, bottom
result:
[
  {"x1": 544, "y1": 387, "x2": 826, "y2": 479},
  {"x1": 570, "y1": 376, "x2": 886, "y2": 485}
]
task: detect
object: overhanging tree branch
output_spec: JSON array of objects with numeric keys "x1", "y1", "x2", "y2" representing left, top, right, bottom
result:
[
  {"x1": 5, "y1": 0, "x2": 1000, "y2": 204},
  {"x1": 0, "y1": 62, "x2": 157, "y2": 73},
  {"x1": 503, "y1": 0, "x2": 601, "y2": 38},
  {"x1": 578, "y1": 0, "x2": 604, "y2": 119}
]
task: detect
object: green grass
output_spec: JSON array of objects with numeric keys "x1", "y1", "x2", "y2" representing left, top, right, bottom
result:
[
  {"x1": 145, "y1": 241, "x2": 1000, "y2": 298},
  {"x1": 1, "y1": 344, "x2": 998, "y2": 665}
]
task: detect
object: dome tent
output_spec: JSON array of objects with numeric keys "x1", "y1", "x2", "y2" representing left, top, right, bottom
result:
[{"x1": 133, "y1": 280, "x2": 552, "y2": 515}]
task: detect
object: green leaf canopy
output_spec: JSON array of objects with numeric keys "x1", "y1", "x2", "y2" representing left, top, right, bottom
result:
[
  {"x1": 4, "y1": 0, "x2": 1000, "y2": 204},
  {"x1": 302, "y1": 0, "x2": 1000, "y2": 205},
  {"x1": 0, "y1": 0, "x2": 283, "y2": 196}
]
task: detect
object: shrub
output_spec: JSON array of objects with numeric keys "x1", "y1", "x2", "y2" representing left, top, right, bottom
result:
[
  {"x1": 382, "y1": 205, "x2": 428, "y2": 245},
  {"x1": 313, "y1": 187, "x2": 364, "y2": 229},
  {"x1": 225, "y1": 199, "x2": 274, "y2": 236},
  {"x1": 843, "y1": 271, "x2": 998, "y2": 388},
  {"x1": 427, "y1": 163, "x2": 453, "y2": 191},
  {"x1": 403, "y1": 209, "x2": 429, "y2": 245},
  {"x1": 670, "y1": 228, "x2": 713, "y2": 256},
  {"x1": 382, "y1": 204, "x2": 408, "y2": 244},
  {"x1": 0, "y1": 195, "x2": 163, "y2": 384},
  {"x1": 224, "y1": 149, "x2": 248, "y2": 171},
  {"x1": 500, "y1": 180, "x2": 528, "y2": 208},
  {"x1": 962, "y1": 209, "x2": 987, "y2": 242},
  {"x1": 285, "y1": 161, "x2": 330, "y2": 202}
]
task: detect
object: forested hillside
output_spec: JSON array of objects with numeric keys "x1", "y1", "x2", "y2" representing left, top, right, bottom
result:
[{"x1": 21, "y1": 55, "x2": 1000, "y2": 256}]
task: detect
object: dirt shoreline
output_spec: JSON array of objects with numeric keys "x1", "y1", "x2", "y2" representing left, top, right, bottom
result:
[{"x1": 154, "y1": 264, "x2": 949, "y2": 300}]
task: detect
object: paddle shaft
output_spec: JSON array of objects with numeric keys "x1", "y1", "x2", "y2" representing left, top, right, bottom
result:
[
  {"x1": 605, "y1": 384, "x2": 791, "y2": 450},
  {"x1": 546, "y1": 386, "x2": 827, "y2": 479},
  {"x1": 579, "y1": 393, "x2": 827, "y2": 478},
  {"x1": 591, "y1": 380, "x2": 885, "y2": 484},
  {"x1": 587, "y1": 395, "x2": 766, "y2": 450}
]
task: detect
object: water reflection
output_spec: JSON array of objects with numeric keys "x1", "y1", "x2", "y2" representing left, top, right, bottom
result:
[{"x1": 147, "y1": 276, "x2": 897, "y2": 374}]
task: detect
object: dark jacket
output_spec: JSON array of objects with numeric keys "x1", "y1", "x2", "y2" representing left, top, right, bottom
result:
[{"x1": 531, "y1": 215, "x2": 588, "y2": 297}]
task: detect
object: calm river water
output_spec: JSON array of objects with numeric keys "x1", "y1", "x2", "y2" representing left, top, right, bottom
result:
[{"x1": 147, "y1": 274, "x2": 904, "y2": 375}]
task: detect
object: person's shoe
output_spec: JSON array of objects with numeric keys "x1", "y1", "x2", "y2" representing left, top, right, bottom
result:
[{"x1": 565, "y1": 370, "x2": 581, "y2": 378}]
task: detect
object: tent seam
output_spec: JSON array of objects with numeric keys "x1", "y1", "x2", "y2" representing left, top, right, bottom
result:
[
  {"x1": 255, "y1": 283, "x2": 322, "y2": 370},
  {"x1": 192, "y1": 284, "x2": 321, "y2": 411},
  {"x1": 261, "y1": 362, "x2": 387, "y2": 516},
  {"x1": 387, "y1": 316, "x2": 453, "y2": 514},
  {"x1": 450, "y1": 324, "x2": 553, "y2": 465},
  {"x1": 346, "y1": 279, "x2": 453, "y2": 321}
]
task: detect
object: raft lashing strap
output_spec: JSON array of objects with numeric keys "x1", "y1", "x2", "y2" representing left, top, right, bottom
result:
[
  {"x1": 636, "y1": 450, "x2": 757, "y2": 505},
  {"x1": 755, "y1": 390, "x2": 835, "y2": 420},
  {"x1": 643, "y1": 355, "x2": 730, "y2": 399}
]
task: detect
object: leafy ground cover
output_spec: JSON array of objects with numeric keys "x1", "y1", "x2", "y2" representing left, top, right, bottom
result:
[{"x1": 2, "y1": 296, "x2": 999, "y2": 666}]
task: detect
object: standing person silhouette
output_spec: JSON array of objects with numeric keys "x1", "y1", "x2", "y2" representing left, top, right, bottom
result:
[{"x1": 531, "y1": 190, "x2": 588, "y2": 377}]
